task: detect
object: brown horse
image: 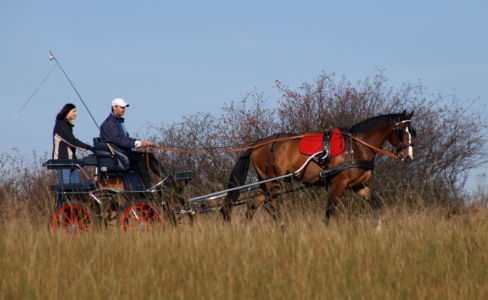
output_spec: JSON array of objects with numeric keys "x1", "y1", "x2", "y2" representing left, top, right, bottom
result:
[{"x1": 221, "y1": 111, "x2": 415, "y2": 228}]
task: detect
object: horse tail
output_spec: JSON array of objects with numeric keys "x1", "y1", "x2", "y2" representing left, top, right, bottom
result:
[{"x1": 226, "y1": 148, "x2": 253, "y2": 204}]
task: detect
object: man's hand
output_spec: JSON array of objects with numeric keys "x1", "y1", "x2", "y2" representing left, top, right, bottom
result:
[{"x1": 140, "y1": 140, "x2": 154, "y2": 147}]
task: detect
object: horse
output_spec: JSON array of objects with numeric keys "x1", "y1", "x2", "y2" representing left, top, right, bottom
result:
[{"x1": 220, "y1": 111, "x2": 416, "y2": 228}]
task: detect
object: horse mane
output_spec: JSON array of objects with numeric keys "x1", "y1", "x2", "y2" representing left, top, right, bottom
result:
[{"x1": 348, "y1": 113, "x2": 402, "y2": 134}]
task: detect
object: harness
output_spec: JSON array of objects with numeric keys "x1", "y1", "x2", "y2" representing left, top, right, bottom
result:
[
  {"x1": 265, "y1": 134, "x2": 281, "y2": 178},
  {"x1": 306, "y1": 119, "x2": 414, "y2": 182},
  {"x1": 320, "y1": 160, "x2": 375, "y2": 178},
  {"x1": 315, "y1": 133, "x2": 374, "y2": 183},
  {"x1": 295, "y1": 130, "x2": 374, "y2": 185}
]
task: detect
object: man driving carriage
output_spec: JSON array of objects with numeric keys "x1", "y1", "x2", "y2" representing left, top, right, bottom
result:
[{"x1": 99, "y1": 98, "x2": 175, "y2": 189}]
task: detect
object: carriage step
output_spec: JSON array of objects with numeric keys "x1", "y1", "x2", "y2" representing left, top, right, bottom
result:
[
  {"x1": 232, "y1": 200, "x2": 246, "y2": 206},
  {"x1": 178, "y1": 209, "x2": 196, "y2": 215},
  {"x1": 179, "y1": 207, "x2": 217, "y2": 214}
]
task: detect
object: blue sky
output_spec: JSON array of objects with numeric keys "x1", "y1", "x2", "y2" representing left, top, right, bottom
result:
[{"x1": 1, "y1": 1, "x2": 487, "y2": 189}]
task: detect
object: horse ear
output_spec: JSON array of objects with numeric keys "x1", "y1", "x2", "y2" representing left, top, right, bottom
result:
[
  {"x1": 406, "y1": 111, "x2": 414, "y2": 119},
  {"x1": 401, "y1": 110, "x2": 407, "y2": 117}
]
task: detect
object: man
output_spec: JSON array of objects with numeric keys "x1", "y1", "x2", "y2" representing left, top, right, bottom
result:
[{"x1": 99, "y1": 97, "x2": 174, "y2": 189}]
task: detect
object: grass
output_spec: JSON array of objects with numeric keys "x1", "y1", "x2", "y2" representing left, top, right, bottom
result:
[{"x1": 1, "y1": 205, "x2": 487, "y2": 299}]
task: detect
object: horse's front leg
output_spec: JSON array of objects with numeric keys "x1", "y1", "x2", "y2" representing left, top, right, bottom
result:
[
  {"x1": 353, "y1": 184, "x2": 383, "y2": 231},
  {"x1": 325, "y1": 180, "x2": 347, "y2": 225}
]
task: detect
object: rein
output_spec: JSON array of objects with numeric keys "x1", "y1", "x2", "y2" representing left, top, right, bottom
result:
[
  {"x1": 150, "y1": 130, "x2": 405, "y2": 160},
  {"x1": 346, "y1": 133, "x2": 400, "y2": 159},
  {"x1": 149, "y1": 134, "x2": 306, "y2": 154}
]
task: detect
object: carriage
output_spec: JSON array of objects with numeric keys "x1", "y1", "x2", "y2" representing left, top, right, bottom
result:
[
  {"x1": 44, "y1": 112, "x2": 416, "y2": 233},
  {"x1": 43, "y1": 54, "x2": 416, "y2": 231},
  {"x1": 43, "y1": 139, "x2": 195, "y2": 233}
]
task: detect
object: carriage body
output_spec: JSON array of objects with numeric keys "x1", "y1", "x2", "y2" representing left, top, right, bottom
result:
[{"x1": 43, "y1": 150, "x2": 193, "y2": 233}]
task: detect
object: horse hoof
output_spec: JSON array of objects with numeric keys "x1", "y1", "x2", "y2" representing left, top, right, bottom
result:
[{"x1": 375, "y1": 220, "x2": 382, "y2": 233}]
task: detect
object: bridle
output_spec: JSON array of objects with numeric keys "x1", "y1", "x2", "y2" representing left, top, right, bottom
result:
[{"x1": 392, "y1": 119, "x2": 415, "y2": 155}]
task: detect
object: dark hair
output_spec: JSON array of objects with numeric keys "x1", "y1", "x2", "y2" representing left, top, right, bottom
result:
[{"x1": 56, "y1": 103, "x2": 76, "y2": 121}]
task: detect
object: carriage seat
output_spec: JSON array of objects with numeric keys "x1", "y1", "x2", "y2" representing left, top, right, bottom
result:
[
  {"x1": 50, "y1": 181, "x2": 96, "y2": 192},
  {"x1": 93, "y1": 138, "x2": 131, "y2": 173},
  {"x1": 43, "y1": 158, "x2": 97, "y2": 170},
  {"x1": 92, "y1": 138, "x2": 144, "y2": 191},
  {"x1": 43, "y1": 159, "x2": 97, "y2": 192}
]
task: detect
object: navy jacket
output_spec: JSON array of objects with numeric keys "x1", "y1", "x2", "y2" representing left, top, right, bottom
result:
[
  {"x1": 52, "y1": 119, "x2": 92, "y2": 159},
  {"x1": 99, "y1": 113, "x2": 137, "y2": 154}
]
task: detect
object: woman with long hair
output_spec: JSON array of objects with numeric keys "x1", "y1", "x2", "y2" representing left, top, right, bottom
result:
[{"x1": 52, "y1": 103, "x2": 93, "y2": 183}]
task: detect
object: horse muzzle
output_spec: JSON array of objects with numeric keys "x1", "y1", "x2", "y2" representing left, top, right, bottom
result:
[{"x1": 397, "y1": 143, "x2": 414, "y2": 161}]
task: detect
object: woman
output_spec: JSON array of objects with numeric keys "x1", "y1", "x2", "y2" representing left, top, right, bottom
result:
[{"x1": 52, "y1": 103, "x2": 93, "y2": 184}]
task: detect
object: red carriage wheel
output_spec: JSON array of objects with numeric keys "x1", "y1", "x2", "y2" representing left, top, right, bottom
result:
[
  {"x1": 120, "y1": 201, "x2": 163, "y2": 232},
  {"x1": 51, "y1": 201, "x2": 98, "y2": 233}
]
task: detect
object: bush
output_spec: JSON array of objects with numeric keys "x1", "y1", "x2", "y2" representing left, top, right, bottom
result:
[
  {"x1": 1, "y1": 71, "x2": 486, "y2": 217},
  {"x1": 149, "y1": 71, "x2": 487, "y2": 206}
]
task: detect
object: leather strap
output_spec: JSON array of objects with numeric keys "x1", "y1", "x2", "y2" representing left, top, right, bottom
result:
[{"x1": 346, "y1": 134, "x2": 400, "y2": 159}]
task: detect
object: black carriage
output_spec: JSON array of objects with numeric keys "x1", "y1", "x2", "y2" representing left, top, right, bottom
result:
[{"x1": 43, "y1": 140, "x2": 193, "y2": 233}]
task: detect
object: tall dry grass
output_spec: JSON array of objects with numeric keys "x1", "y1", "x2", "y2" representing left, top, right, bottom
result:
[{"x1": 1, "y1": 203, "x2": 487, "y2": 299}]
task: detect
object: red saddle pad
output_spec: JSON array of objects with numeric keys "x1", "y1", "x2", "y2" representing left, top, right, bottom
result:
[{"x1": 299, "y1": 128, "x2": 345, "y2": 157}]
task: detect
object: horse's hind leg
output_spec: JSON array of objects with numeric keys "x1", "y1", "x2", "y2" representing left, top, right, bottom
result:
[
  {"x1": 263, "y1": 198, "x2": 285, "y2": 231},
  {"x1": 262, "y1": 183, "x2": 285, "y2": 230},
  {"x1": 220, "y1": 200, "x2": 232, "y2": 222},
  {"x1": 245, "y1": 187, "x2": 267, "y2": 221},
  {"x1": 353, "y1": 184, "x2": 383, "y2": 231}
]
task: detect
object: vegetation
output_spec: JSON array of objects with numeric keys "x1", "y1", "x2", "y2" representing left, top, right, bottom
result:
[
  {"x1": 149, "y1": 70, "x2": 488, "y2": 206},
  {"x1": 0, "y1": 71, "x2": 487, "y2": 299},
  {"x1": 1, "y1": 202, "x2": 487, "y2": 299}
]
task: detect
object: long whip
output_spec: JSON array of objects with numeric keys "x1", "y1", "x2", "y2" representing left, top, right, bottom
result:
[
  {"x1": 11, "y1": 64, "x2": 57, "y2": 120},
  {"x1": 49, "y1": 50, "x2": 101, "y2": 131}
]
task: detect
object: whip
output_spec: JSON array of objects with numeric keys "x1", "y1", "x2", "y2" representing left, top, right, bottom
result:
[
  {"x1": 49, "y1": 50, "x2": 101, "y2": 131},
  {"x1": 11, "y1": 64, "x2": 57, "y2": 120}
]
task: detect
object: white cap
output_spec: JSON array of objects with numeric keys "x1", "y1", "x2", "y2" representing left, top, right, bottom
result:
[{"x1": 112, "y1": 98, "x2": 129, "y2": 107}]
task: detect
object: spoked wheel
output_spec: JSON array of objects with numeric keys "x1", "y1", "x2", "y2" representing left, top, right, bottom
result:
[
  {"x1": 120, "y1": 201, "x2": 163, "y2": 232},
  {"x1": 51, "y1": 201, "x2": 99, "y2": 233}
]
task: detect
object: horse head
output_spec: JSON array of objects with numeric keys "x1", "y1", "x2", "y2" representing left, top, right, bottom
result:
[{"x1": 388, "y1": 111, "x2": 416, "y2": 161}]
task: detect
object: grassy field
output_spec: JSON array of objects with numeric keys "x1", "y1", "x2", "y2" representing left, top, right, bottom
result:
[{"x1": 1, "y1": 206, "x2": 487, "y2": 299}]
